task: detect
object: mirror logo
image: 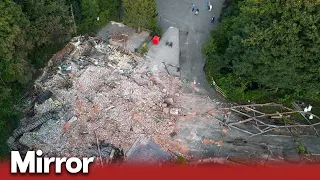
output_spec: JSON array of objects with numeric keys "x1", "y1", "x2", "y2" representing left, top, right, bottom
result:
[{"x1": 11, "y1": 150, "x2": 95, "y2": 174}]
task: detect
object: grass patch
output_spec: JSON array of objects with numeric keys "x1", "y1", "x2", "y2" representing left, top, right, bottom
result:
[{"x1": 176, "y1": 155, "x2": 187, "y2": 165}]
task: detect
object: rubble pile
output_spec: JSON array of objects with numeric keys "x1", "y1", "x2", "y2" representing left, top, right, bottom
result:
[
  {"x1": 10, "y1": 35, "x2": 209, "y2": 162},
  {"x1": 9, "y1": 34, "x2": 318, "y2": 165}
]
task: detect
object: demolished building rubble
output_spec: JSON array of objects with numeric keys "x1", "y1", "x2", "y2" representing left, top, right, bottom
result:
[
  {"x1": 8, "y1": 35, "x2": 215, "y2": 164},
  {"x1": 7, "y1": 31, "x2": 320, "y2": 165}
]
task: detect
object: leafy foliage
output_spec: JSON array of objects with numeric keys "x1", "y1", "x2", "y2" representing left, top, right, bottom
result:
[
  {"x1": 15, "y1": 0, "x2": 74, "y2": 68},
  {"x1": 80, "y1": 0, "x2": 100, "y2": 33},
  {"x1": 0, "y1": 0, "x2": 30, "y2": 156},
  {"x1": 20, "y1": 0, "x2": 73, "y2": 47},
  {"x1": 122, "y1": 0, "x2": 158, "y2": 31},
  {"x1": 66, "y1": 0, "x2": 83, "y2": 26},
  {"x1": 139, "y1": 43, "x2": 149, "y2": 55},
  {"x1": 0, "y1": 0, "x2": 33, "y2": 84},
  {"x1": 78, "y1": 0, "x2": 121, "y2": 34},
  {"x1": 204, "y1": 0, "x2": 320, "y2": 103},
  {"x1": 97, "y1": 0, "x2": 121, "y2": 22}
]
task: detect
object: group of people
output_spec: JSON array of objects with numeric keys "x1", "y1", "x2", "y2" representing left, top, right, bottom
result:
[{"x1": 191, "y1": 2, "x2": 215, "y2": 24}]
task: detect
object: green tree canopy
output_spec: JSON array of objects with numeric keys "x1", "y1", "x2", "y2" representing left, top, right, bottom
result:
[
  {"x1": 18, "y1": 0, "x2": 74, "y2": 47},
  {"x1": 67, "y1": 0, "x2": 121, "y2": 34},
  {"x1": 80, "y1": 0, "x2": 100, "y2": 33},
  {"x1": 204, "y1": 0, "x2": 320, "y2": 103},
  {"x1": 122, "y1": 0, "x2": 158, "y2": 31},
  {"x1": 0, "y1": 0, "x2": 31, "y2": 156},
  {"x1": 97, "y1": 0, "x2": 121, "y2": 22},
  {"x1": 14, "y1": 0, "x2": 74, "y2": 67},
  {"x1": 0, "y1": 0, "x2": 32, "y2": 84}
]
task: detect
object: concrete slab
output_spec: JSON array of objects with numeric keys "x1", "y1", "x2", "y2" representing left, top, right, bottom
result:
[
  {"x1": 146, "y1": 26, "x2": 180, "y2": 77},
  {"x1": 98, "y1": 21, "x2": 151, "y2": 52},
  {"x1": 125, "y1": 138, "x2": 172, "y2": 164},
  {"x1": 173, "y1": 116, "x2": 222, "y2": 158},
  {"x1": 298, "y1": 136, "x2": 320, "y2": 155},
  {"x1": 126, "y1": 31, "x2": 151, "y2": 52}
]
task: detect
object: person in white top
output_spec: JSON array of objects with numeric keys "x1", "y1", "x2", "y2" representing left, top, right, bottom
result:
[
  {"x1": 195, "y1": 8, "x2": 199, "y2": 15},
  {"x1": 209, "y1": 4, "x2": 212, "y2": 11}
]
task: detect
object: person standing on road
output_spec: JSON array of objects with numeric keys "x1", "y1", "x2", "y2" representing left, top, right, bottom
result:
[
  {"x1": 195, "y1": 8, "x2": 199, "y2": 15},
  {"x1": 211, "y1": 16, "x2": 215, "y2": 23},
  {"x1": 191, "y1": 3, "x2": 195, "y2": 12},
  {"x1": 209, "y1": 3, "x2": 212, "y2": 11}
]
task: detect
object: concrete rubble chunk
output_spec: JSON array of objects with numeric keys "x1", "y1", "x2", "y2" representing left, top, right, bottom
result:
[
  {"x1": 133, "y1": 114, "x2": 142, "y2": 121},
  {"x1": 161, "y1": 103, "x2": 168, "y2": 108},
  {"x1": 125, "y1": 138, "x2": 172, "y2": 164},
  {"x1": 36, "y1": 90, "x2": 53, "y2": 104},
  {"x1": 68, "y1": 116, "x2": 78, "y2": 123},
  {"x1": 163, "y1": 108, "x2": 170, "y2": 114},
  {"x1": 169, "y1": 108, "x2": 180, "y2": 116},
  {"x1": 164, "y1": 98, "x2": 174, "y2": 105}
]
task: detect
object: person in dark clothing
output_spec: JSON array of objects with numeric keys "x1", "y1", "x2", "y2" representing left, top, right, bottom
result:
[
  {"x1": 211, "y1": 16, "x2": 215, "y2": 23},
  {"x1": 191, "y1": 3, "x2": 195, "y2": 12}
]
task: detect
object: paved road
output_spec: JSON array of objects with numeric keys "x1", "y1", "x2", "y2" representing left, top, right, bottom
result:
[
  {"x1": 156, "y1": 0, "x2": 225, "y2": 100},
  {"x1": 154, "y1": 0, "x2": 306, "y2": 164}
]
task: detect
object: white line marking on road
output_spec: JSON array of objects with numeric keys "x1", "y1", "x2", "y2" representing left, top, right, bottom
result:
[{"x1": 162, "y1": 18, "x2": 177, "y2": 26}]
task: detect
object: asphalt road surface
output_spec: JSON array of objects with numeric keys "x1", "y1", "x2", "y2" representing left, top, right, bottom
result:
[{"x1": 156, "y1": 0, "x2": 225, "y2": 100}]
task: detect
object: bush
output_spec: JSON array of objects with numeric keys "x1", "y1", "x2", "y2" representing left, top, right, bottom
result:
[
  {"x1": 139, "y1": 43, "x2": 149, "y2": 55},
  {"x1": 151, "y1": 26, "x2": 162, "y2": 37}
]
